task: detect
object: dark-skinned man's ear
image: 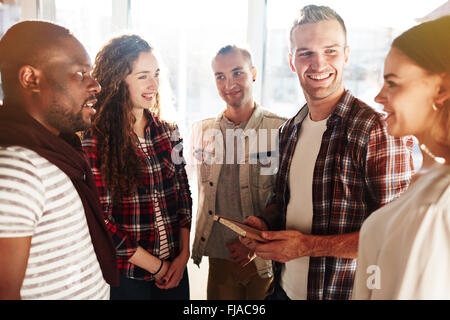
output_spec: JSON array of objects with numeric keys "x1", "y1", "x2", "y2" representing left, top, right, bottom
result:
[{"x1": 18, "y1": 65, "x2": 41, "y2": 93}]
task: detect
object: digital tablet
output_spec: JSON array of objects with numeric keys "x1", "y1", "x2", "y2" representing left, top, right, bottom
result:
[{"x1": 214, "y1": 215, "x2": 268, "y2": 243}]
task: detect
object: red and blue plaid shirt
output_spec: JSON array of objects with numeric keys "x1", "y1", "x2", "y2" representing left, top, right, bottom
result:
[
  {"x1": 264, "y1": 90, "x2": 414, "y2": 299},
  {"x1": 82, "y1": 111, "x2": 192, "y2": 281}
]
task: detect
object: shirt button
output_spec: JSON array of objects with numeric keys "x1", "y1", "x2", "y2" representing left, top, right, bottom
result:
[
  {"x1": 201, "y1": 237, "x2": 206, "y2": 242},
  {"x1": 208, "y1": 210, "x2": 213, "y2": 215},
  {"x1": 209, "y1": 182, "x2": 213, "y2": 186}
]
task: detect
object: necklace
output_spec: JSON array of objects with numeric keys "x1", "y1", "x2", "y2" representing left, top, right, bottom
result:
[{"x1": 420, "y1": 144, "x2": 446, "y2": 164}]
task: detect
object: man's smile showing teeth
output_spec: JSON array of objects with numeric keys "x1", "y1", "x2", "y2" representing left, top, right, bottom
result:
[
  {"x1": 83, "y1": 99, "x2": 97, "y2": 108},
  {"x1": 83, "y1": 99, "x2": 97, "y2": 115},
  {"x1": 307, "y1": 73, "x2": 333, "y2": 80}
]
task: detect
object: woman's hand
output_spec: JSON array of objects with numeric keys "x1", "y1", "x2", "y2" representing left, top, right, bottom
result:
[
  {"x1": 155, "y1": 227, "x2": 190, "y2": 289},
  {"x1": 155, "y1": 251, "x2": 189, "y2": 289},
  {"x1": 153, "y1": 259, "x2": 171, "y2": 284}
]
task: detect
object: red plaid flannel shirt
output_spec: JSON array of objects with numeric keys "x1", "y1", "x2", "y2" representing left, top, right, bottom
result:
[
  {"x1": 263, "y1": 90, "x2": 414, "y2": 299},
  {"x1": 82, "y1": 111, "x2": 192, "y2": 281}
]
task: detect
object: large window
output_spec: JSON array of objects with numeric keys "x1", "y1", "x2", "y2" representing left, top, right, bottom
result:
[
  {"x1": 54, "y1": 0, "x2": 114, "y2": 61},
  {"x1": 1, "y1": 0, "x2": 446, "y2": 176},
  {"x1": 262, "y1": 0, "x2": 448, "y2": 119},
  {"x1": 128, "y1": 0, "x2": 248, "y2": 133},
  {"x1": 261, "y1": 0, "x2": 447, "y2": 169},
  {"x1": 5, "y1": 0, "x2": 448, "y2": 129},
  {"x1": 46, "y1": 0, "x2": 250, "y2": 135}
]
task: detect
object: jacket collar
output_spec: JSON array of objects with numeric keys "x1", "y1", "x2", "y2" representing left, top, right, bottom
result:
[{"x1": 215, "y1": 102, "x2": 263, "y2": 132}]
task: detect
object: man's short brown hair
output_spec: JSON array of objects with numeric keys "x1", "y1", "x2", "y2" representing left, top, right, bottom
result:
[
  {"x1": 289, "y1": 5, "x2": 347, "y2": 52},
  {"x1": 212, "y1": 44, "x2": 254, "y2": 67}
]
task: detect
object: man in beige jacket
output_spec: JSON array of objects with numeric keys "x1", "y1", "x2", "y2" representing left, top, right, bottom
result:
[{"x1": 191, "y1": 45, "x2": 286, "y2": 299}]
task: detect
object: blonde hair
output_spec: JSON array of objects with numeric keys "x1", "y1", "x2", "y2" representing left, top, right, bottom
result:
[{"x1": 289, "y1": 5, "x2": 347, "y2": 52}]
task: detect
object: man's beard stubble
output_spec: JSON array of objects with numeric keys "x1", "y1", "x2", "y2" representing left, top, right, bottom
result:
[{"x1": 44, "y1": 100, "x2": 90, "y2": 134}]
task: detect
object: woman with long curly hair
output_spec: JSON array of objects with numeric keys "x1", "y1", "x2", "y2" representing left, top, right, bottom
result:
[
  {"x1": 82, "y1": 34, "x2": 192, "y2": 300},
  {"x1": 352, "y1": 16, "x2": 450, "y2": 299}
]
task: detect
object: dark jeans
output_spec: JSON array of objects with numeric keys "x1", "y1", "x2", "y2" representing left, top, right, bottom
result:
[
  {"x1": 265, "y1": 282, "x2": 291, "y2": 300},
  {"x1": 110, "y1": 269, "x2": 190, "y2": 300}
]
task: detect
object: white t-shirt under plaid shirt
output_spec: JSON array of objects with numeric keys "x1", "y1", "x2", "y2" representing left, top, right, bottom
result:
[{"x1": 0, "y1": 146, "x2": 109, "y2": 299}]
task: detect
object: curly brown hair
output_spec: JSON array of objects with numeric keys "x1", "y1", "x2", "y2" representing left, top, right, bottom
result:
[{"x1": 87, "y1": 34, "x2": 158, "y2": 199}]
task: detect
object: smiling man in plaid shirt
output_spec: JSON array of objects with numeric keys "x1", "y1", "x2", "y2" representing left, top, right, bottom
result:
[{"x1": 240, "y1": 5, "x2": 414, "y2": 300}]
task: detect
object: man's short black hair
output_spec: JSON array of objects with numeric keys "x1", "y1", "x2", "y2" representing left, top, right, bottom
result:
[{"x1": 0, "y1": 20, "x2": 73, "y2": 100}]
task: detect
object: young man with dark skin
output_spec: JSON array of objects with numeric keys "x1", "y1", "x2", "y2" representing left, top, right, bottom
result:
[{"x1": 0, "y1": 21, "x2": 117, "y2": 299}]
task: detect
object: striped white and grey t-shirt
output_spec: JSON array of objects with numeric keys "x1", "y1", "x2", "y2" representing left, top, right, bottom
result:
[{"x1": 0, "y1": 146, "x2": 109, "y2": 300}]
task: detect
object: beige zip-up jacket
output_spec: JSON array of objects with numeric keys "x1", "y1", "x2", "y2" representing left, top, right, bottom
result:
[{"x1": 191, "y1": 104, "x2": 286, "y2": 278}]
